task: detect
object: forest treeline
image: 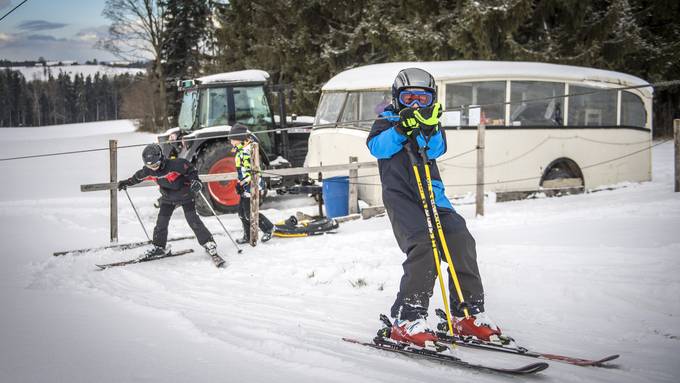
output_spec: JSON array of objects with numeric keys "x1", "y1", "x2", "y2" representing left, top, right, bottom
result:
[{"x1": 2, "y1": 0, "x2": 678, "y2": 136}]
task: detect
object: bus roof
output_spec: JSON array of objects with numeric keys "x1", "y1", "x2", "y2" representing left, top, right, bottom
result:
[
  {"x1": 197, "y1": 69, "x2": 269, "y2": 85},
  {"x1": 322, "y1": 61, "x2": 651, "y2": 95}
]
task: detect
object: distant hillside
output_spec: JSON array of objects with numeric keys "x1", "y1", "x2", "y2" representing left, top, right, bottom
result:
[{"x1": 1, "y1": 65, "x2": 146, "y2": 81}]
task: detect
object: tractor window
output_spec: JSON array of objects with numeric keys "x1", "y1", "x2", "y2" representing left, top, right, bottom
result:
[
  {"x1": 233, "y1": 86, "x2": 272, "y2": 126},
  {"x1": 233, "y1": 85, "x2": 273, "y2": 154},
  {"x1": 178, "y1": 90, "x2": 198, "y2": 132},
  {"x1": 198, "y1": 87, "x2": 229, "y2": 128}
]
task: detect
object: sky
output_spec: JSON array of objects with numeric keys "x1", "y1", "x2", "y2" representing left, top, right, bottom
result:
[{"x1": 0, "y1": 0, "x2": 122, "y2": 62}]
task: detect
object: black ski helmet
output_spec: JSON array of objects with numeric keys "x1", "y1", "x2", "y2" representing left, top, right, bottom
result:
[
  {"x1": 228, "y1": 123, "x2": 250, "y2": 140},
  {"x1": 392, "y1": 68, "x2": 437, "y2": 110},
  {"x1": 142, "y1": 143, "x2": 164, "y2": 167}
]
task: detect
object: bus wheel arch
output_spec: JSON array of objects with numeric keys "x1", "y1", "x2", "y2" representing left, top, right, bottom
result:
[{"x1": 540, "y1": 157, "x2": 585, "y2": 196}]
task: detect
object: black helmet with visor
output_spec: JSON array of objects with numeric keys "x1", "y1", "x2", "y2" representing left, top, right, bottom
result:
[{"x1": 391, "y1": 68, "x2": 437, "y2": 110}]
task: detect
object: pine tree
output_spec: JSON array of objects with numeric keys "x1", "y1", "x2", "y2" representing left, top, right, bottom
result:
[{"x1": 162, "y1": 0, "x2": 211, "y2": 120}]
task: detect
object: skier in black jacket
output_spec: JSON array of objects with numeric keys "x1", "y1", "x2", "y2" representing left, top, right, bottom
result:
[
  {"x1": 117, "y1": 143, "x2": 218, "y2": 258},
  {"x1": 367, "y1": 68, "x2": 501, "y2": 347}
]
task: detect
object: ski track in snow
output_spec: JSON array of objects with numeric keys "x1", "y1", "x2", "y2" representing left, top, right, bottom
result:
[{"x1": 1, "y1": 121, "x2": 679, "y2": 382}]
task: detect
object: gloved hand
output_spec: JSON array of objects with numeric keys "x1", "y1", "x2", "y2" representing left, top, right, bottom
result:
[
  {"x1": 117, "y1": 179, "x2": 133, "y2": 191},
  {"x1": 190, "y1": 179, "x2": 203, "y2": 194},
  {"x1": 396, "y1": 107, "x2": 419, "y2": 136},
  {"x1": 235, "y1": 181, "x2": 245, "y2": 195},
  {"x1": 414, "y1": 102, "x2": 442, "y2": 134}
]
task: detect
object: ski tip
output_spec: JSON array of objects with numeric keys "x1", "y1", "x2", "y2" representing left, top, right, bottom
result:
[
  {"x1": 530, "y1": 362, "x2": 550, "y2": 373},
  {"x1": 589, "y1": 354, "x2": 620, "y2": 367}
]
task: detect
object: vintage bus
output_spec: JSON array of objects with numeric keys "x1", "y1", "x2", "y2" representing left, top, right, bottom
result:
[{"x1": 305, "y1": 61, "x2": 652, "y2": 205}]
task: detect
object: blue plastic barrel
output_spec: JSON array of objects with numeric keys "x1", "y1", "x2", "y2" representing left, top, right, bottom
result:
[{"x1": 322, "y1": 176, "x2": 349, "y2": 218}]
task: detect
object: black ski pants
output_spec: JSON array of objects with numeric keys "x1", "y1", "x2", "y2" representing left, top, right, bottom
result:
[
  {"x1": 390, "y1": 210, "x2": 485, "y2": 321},
  {"x1": 153, "y1": 201, "x2": 213, "y2": 248},
  {"x1": 237, "y1": 195, "x2": 274, "y2": 238}
]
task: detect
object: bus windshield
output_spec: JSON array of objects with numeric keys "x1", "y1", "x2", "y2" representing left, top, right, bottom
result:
[{"x1": 314, "y1": 92, "x2": 346, "y2": 126}]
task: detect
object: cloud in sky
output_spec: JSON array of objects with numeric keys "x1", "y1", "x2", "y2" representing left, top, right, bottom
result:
[
  {"x1": 0, "y1": 27, "x2": 121, "y2": 62},
  {"x1": 17, "y1": 20, "x2": 68, "y2": 32}
]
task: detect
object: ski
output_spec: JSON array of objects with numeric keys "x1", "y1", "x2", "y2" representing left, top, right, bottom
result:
[
  {"x1": 55, "y1": 235, "x2": 199, "y2": 256},
  {"x1": 342, "y1": 337, "x2": 549, "y2": 375},
  {"x1": 434, "y1": 309, "x2": 619, "y2": 367},
  {"x1": 95, "y1": 249, "x2": 194, "y2": 269}
]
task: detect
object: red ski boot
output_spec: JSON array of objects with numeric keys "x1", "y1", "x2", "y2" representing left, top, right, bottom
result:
[
  {"x1": 390, "y1": 317, "x2": 439, "y2": 348},
  {"x1": 453, "y1": 312, "x2": 502, "y2": 342}
]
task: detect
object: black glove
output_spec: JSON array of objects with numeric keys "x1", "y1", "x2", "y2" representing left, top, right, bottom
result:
[
  {"x1": 190, "y1": 179, "x2": 203, "y2": 194},
  {"x1": 235, "y1": 182, "x2": 245, "y2": 195},
  {"x1": 414, "y1": 102, "x2": 442, "y2": 134},
  {"x1": 117, "y1": 179, "x2": 133, "y2": 191},
  {"x1": 396, "y1": 107, "x2": 419, "y2": 136}
]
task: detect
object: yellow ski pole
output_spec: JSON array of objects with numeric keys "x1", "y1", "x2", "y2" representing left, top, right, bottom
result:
[
  {"x1": 404, "y1": 143, "x2": 455, "y2": 337},
  {"x1": 422, "y1": 161, "x2": 471, "y2": 320}
]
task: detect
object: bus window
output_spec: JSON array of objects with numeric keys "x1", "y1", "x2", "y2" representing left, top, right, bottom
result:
[
  {"x1": 359, "y1": 91, "x2": 391, "y2": 128},
  {"x1": 446, "y1": 81, "x2": 505, "y2": 126},
  {"x1": 510, "y1": 81, "x2": 564, "y2": 126},
  {"x1": 567, "y1": 85, "x2": 616, "y2": 126},
  {"x1": 340, "y1": 92, "x2": 359, "y2": 123},
  {"x1": 314, "y1": 92, "x2": 346, "y2": 126},
  {"x1": 621, "y1": 91, "x2": 646, "y2": 128}
]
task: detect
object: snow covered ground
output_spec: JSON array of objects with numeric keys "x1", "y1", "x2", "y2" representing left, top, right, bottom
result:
[
  {"x1": 2, "y1": 65, "x2": 145, "y2": 81},
  {"x1": 0, "y1": 121, "x2": 678, "y2": 382}
]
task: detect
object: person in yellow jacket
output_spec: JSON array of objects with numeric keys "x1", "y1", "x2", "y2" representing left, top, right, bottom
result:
[{"x1": 229, "y1": 123, "x2": 273, "y2": 244}]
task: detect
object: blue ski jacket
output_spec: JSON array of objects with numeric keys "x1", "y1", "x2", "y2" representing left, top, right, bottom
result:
[{"x1": 366, "y1": 106, "x2": 456, "y2": 237}]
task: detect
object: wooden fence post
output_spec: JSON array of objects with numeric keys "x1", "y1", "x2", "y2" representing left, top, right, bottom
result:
[
  {"x1": 476, "y1": 123, "x2": 485, "y2": 216},
  {"x1": 249, "y1": 142, "x2": 260, "y2": 246},
  {"x1": 675, "y1": 119, "x2": 680, "y2": 193},
  {"x1": 109, "y1": 139, "x2": 118, "y2": 243},
  {"x1": 348, "y1": 156, "x2": 359, "y2": 214}
]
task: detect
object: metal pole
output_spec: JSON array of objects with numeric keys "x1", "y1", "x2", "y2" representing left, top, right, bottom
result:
[
  {"x1": 124, "y1": 189, "x2": 151, "y2": 242},
  {"x1": 475, "y1": 123, "x2": 485, "y2": 216},
  {"x1": 250, "y1": 142, "x2": 260, "y2": 246},
  {"x1": 348, "y1": 156, "x2": 359, "y2": 214},
  {"x1": 109, "y1": 139, "x2": 118, "y2": 242},
  {"x1": 198, "y1": 190, "x2": 243, "y2": 253},
  {"x1": 675, "y1": 119, "x2": 680, "y2": 192}
]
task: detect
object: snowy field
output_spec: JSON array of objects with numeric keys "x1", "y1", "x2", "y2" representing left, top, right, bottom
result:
[
  {"x1": 2, "y1": 65, "x2": 145, "y2": 81},
  {"x1": 0, "y1": 121, "x2": 678, "y2": 382}
]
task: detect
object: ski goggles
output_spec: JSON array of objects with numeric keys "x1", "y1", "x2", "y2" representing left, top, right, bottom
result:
[
  {"x1": 398, "y1": 90, "x2": 433, "y2": 108},
  {"x1": 145, "y1": 160, "x2": 161, "y2": 170}
]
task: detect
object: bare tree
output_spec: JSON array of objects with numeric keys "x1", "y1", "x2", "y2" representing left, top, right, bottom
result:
[{"x1": 99, "y1": 0, "x2": 169, "y2": 130}]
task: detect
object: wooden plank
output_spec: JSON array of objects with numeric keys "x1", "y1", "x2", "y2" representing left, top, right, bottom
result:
[
  {"x1": 361, "y1": 206, "x2": 385, "y2": 219},
  {"x1": 348, "y1": 156, "x2": 359, "y2": 214},
  {"x1": 334, "y1": 213, "x2": 361, "y2": 223},
  {"x1": 109, "y1": 140, "x2": 118, "y2": 243},
  {"x1": 81, "y1": 161, "x2": 379, "y2": 192}
]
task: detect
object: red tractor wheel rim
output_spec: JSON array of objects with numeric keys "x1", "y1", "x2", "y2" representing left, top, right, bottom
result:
[{"x1": 207, "y1": 157, "x2": 240, "y2": 206}]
